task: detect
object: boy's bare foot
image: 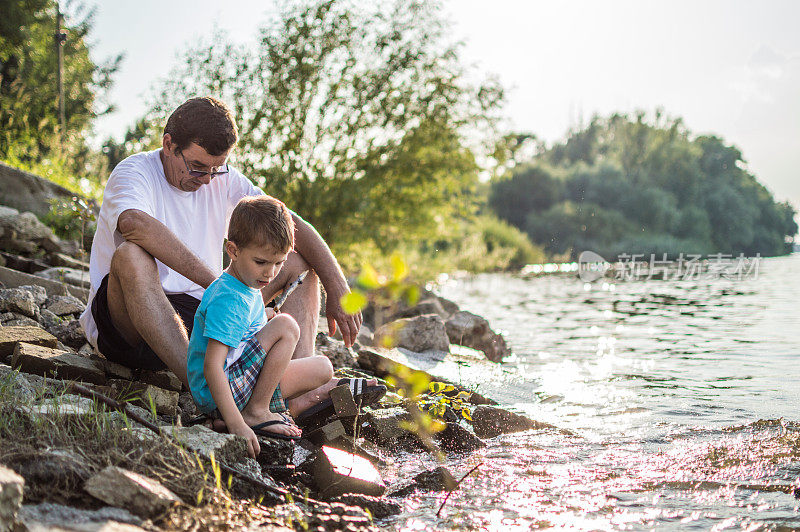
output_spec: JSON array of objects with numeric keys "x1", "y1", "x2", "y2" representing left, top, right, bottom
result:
[{"x1": 240, "y1": 408, "x2": 302, "y2": 438}]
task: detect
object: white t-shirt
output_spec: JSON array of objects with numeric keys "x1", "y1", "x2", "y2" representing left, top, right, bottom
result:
[{"x1": 79, "y1": 149, "x2": 264, "y2": 349}]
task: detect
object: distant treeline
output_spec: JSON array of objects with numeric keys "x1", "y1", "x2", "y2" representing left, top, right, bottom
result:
[{"x1": 489, "y1": 113, "x2": 798, "y2": 259}]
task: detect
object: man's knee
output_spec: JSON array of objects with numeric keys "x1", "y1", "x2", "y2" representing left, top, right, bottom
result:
[{"x1": 110, "y1": 242, "x2": 156, "y2": 279}]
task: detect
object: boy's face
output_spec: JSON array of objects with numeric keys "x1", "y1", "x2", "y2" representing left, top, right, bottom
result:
[{"x1": 226, "y1": 241, "x2": 290, "y2": 290}]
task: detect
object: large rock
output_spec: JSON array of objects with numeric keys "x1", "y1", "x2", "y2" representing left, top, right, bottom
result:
[
  {"x1": 18, "y1": 285, "x2": 47, "y2": 306},
  {"x1": 329, "y1": 494, "x2": 402, "y2": 518},
  {"x1": 1, "y1": 313, "x2": 40, "y2": 328},
  {"x1": 0, "y1": 465, "x2": 24, "y2": 531},
  {"x1": 0, "y1": 207, "x2": 55, "y2": 242},
  {"x1": 315, "y1": 332, "x2": 357, "y2": 369},
  {"x1": 138, "y1": 369, "x2": 181, "y2": 392},
  {"x1": 17, "y1": 503, "x2": 145, "y2": 531},
  {"x1": 390, "y1": 298, "x2": 449, "y2": 321},
  {"x1": 44, "y1": 294, "x2": 85, "y2": 316},
  {"x1": 84, "y1": 466, "x2": 180, "y2": 519},
  {"x1": 35, "y1": 267, "x2": 90, "y2": 289},
  {"x1": 359, "y1": 407, "x2": 416, "y2": 448},
  {"x1": 0, "y1": 265, "x2": 89, "y2": 301},
  {"x1": 373, "y1": 314, "x2": 450, "y2": 353},
  {"x1": 161, "y1": 425, "x2": 248, "y2": 464},
  {"x1": 435, "y1": 422, "x2": 485, "y2": 453},
  {"x1": 255, "y1": 436, "x2": 295, "y2": 467},
  {"x1": 4, "y1": 449, "x2": 91, "y2": 494},
  {"x1": 0, "y1": 162, "x2": 76, "y2": 218},
  {"x1": 0, "y1": 287, "x2": 38, "y2": 317},
  {"x1": 21, "y1": 394, "x2": 96, "y2": 418},
  {"x1": 12, "y1": 342, "x2": 106, "y2": 385},
  {"x1": 413, "y1": 466, "x2": 457, "y2": 492},
  {"x1": 471, "y1": 405, "x2": 557, "y2": 438},
  {"x1": 445, "y1": 311, "x2": 510, "y2": 362},
  {"x1": 0, "y1": 327, "x2": 58, "y2": 361},
  {"x1": 312, "y1": 446, "x2": 386, "y2": 498},
  {"x1": 0, "y1": 364, "x2": 38, "y2": 401}
]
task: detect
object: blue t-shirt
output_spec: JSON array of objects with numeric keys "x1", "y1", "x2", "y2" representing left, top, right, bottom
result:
[{"x1": 187, "y1": 271, "x2": 267, "y2": 413}]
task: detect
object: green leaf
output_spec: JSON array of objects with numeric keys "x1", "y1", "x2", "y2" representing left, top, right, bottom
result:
[
  {"x1": 340, "y1": 291, "x2": 368, "y2": 314},
  {"x1": 357, "y1": 264, "x2": 382, "y2": 290},
  {"x1": 390, "y1": 253, "x2": 408, "y2": 282}
]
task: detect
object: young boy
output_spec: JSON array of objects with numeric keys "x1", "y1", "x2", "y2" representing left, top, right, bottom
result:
[{"x1": 187, "y1": 195, "x2": 333, "y2": 458}]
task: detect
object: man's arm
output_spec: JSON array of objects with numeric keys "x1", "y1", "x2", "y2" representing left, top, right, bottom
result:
[
  {"x1": 117, "y1": 209, "x2": 217, "y2": 289},
  {"x1": 290, "y1": 213, "x2": 362, "y2": 347}
]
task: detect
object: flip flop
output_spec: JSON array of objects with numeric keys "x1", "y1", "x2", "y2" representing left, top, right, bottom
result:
[
  {"x1": 296, "y1": 378, "x2": 387, "y2": 428},
  {"x1": 251, "y1": 420, "x2": 302, "y2": 441}
]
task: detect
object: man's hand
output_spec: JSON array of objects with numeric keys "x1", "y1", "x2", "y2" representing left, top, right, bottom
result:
[
  {"x1": 326, "y1": 286, "x2": 362, "y2": 348},
  {"x1": 230, "y1": 422, "x2": 260, "y2": 459}
]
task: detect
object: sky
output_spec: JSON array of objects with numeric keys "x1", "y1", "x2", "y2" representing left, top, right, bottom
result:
[{"x1": 86, "y1": 1, "x2": 800, "y2": 214}]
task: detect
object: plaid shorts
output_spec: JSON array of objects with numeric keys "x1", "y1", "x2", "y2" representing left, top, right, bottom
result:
[{"x1": 226, "y1": 336, "x2": 286, "y2": 413}]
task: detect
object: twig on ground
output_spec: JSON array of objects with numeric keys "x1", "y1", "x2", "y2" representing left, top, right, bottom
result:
[
  {"x1": 436, "y1": 462, "x2": 483, "y2": 518},
  {"x1": 68, "y1": 381, "x2": 292, "y2": 502}
]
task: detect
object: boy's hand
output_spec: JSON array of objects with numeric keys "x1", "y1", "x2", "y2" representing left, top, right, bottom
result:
[
  {"x1": 265, "y1": 307, "x2": 277, "y2": 320},
  {"x1": 230, "y1": 422, "x2": 261, "y2": 458}
]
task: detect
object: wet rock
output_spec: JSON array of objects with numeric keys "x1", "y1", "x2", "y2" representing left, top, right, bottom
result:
[
  {"x1": 315, "y1": 332, "x2": 357, "y2": 369},
  {"x1": 445, "y1": 310, "x2": 510, "y2": 362},
  {"x1": 0, "y1": 287, "x2": 38, "y2": 317},
  {"x1": 373, "y1": 314, "x2": 450, "y2": 353},
  {"x1": 5, "y1": 449, "x2": 91, "y2": 494},
  {"x1": 47, "y1": 318, "x2": 87, "y2": 349},
  {"x1": 162, "y1": 425, "x2": 248, "y2": 464},
  {"x1": 0, "y1": 465, "x2": 24, "y2": 531},
  {"x1": 109, "y1": 379, "x2": 179, "y2": 416},
  {"x1": 84, "y1": 466, "x2": 180, "y2": 519},
  {"x1": 330, "y1": 494, "x2": 402, "y2": 518},
  {"x1": 297, "y1": 500, "x2": 374, "y2": 531},
  {"x1": 435, "y1": 422, "x2": 485, "y2": 453},
  {"x1": 359, "y1": 407, "x2": 418, "y2": 449},
  {"x1": 436, "y1": 296, "x2": 460, "y2": 316},
  {"x1": 385, "y1": 480, "x2": 417, "y2": 498},
  {"x1": 471, "y1": 405, "x2": 556, "y2": 438},
  {"x1": 228, "y1": 458, "x2": 282, "y2": 502},
  {"x1": 17, "y1": 503, "x2": 145, "y2": 531},
  {"x1": 413, "y1": 466, "x2": 457, "y2": 491},
  {"x1": 313, "y1": 445, "x2": 386, "y2": 498},
  {"x1": 12, "y1": 342, "x2": 106, "y2": 384},
  {"x1": 44, "y1": 294, "x2": 85, "y2": 316}
]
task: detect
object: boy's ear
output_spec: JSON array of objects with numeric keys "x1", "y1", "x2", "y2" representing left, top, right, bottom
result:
[{"x1": 225, "y1": 240, "x2": 239, "y2": 259}]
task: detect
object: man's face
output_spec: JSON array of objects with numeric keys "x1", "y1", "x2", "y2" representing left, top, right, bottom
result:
[
  {"x1": 226, "y1": 241, "x2": 290, "y2": 290},
  {"x1": 162, "y1": 135, "x2": 231, "y2": 192}
]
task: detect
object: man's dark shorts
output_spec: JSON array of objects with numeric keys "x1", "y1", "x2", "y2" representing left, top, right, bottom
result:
[{"x1": 91, "y1": 274, "x2": 200, "y2": 371}]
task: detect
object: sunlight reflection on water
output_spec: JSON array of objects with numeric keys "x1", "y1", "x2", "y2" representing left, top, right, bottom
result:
[{"x1": 383, "y1": 254, "x2": 800, "y2": 531}]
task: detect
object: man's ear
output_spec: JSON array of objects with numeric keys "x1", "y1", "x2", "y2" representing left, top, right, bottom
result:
[
  {"x1": 162, "y1": 133, "x2": 173, "y2": 154},
  {"x1": 225, "y1": 240, "x2": 239, "y2": 260}
]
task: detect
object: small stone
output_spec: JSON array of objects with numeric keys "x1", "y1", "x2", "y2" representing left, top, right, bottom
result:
[
  {"x1": 315, "y1": 333, "x2": 357, "y2": 369},
  {"x1": 330, "y1": 494, "x2": 402, "y2": 518},
  {"x1": 35, "y1": 267, "x2": 90, "y2": 289},
  {"x1": 161, "y1": 425, "x2": 248, "y2": 464},
  {"x1": 46, "y1": 318, "x2": 86, "y2": 349},
  {"x1": 17, "y1": 503, "x2": 145, "y2": 531},
  {"x1": 84, "y1": 466, "x2": 180, "y2": 519},
  {"x1": 413, "y1": 466, "x2": 457, "y2": 492},
  {"x1": 38, "y1": 307, "x2": 61, "y2": 329},
  {"x1": 21, "y1": 394, "x2": 96, "y2": 418},
  {"x1": 12, "y1": 342, "x2": 106, "y2": 385},
  {"x1": 445, "y1": 311, "x2": 510, "y2": 362},
  {"x1": 390, "y1": 298, "x2": 449, "y2": 321},
  {"x1": 374, "y1": 314, "x2": 450, "y2": 353},
  {"x1": 0, "y1": 465, "x2": 25, "y2": 531},
  {"x1": 435, "y1": 422, "x2": 486, "y2": 453},
  {"x1": 17, "y1": 285, "x2": 47, "y2": 306},
  {"x1": 4, "y1": 449, "x2": 91, "y2": 493},
  {"x1": 0, "y1": 287, "x2": 37, "y2": 317},
  {"x1": 109, "y1": 380, "x2": 179, "y2": 416},
  {"x1": 3, "y1": 314, "x2": 40, "y2": 328},
  {"x1": 44, "y1": 294, "x2": 85, "y2": 316},
  {"x1": 98, "y1": 358, "x2": 134, "y2": 380},
  {"x1": 138, "y1": 369, "x2": 181, "y2": 392}
]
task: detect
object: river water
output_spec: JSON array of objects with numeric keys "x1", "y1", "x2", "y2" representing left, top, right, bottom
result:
[{"x1": 383, "y1": 253, "x2": 800, "y2": 530}]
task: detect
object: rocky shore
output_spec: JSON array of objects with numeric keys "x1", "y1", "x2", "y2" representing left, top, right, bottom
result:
[{"x1": 0, "y1": 197, "x2": 560, "y2": 531}]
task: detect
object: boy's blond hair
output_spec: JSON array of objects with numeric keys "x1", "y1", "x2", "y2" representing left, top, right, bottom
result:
[{"x1": 228, "y1": 196, "x2": 295, "y2": 251}]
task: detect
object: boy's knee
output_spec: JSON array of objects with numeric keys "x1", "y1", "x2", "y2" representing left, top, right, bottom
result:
[
  {"x1": 314, "y1": 355, "x2": 334, "y2": 384},
  {"x1": 272, "y1": 313, "x2": 300, "y2": 342}
]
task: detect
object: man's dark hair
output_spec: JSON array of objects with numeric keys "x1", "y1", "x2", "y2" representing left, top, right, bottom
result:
[
  {"x1": 163, "y1": 96, "x2": 238, "y2": 156},
  {"x1": 228, "y1": 195, "x2": 295, "y2": 252}
]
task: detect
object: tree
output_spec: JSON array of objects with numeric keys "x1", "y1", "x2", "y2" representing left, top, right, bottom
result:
[
  {"x1": 127, "y1": 0, "x2": 503, "y2": 262},
  {"x1": 0, "y1": 0, "x2": 121, "y2": 189}
]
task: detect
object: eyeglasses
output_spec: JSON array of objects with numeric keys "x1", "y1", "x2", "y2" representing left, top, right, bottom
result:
[{"x1": 179, "y1": 151, "x2": 229, "y2": 179}]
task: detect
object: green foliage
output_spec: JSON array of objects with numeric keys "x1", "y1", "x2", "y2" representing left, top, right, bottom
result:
[
  {"x1": 0, "y1": 0, "x2": 121, "y2": 197},
  {"x1": 127, "y1": 0, "x2": 502, "y2": 263},
  {"x1": 41, "y1": 195, "x2": 96, "y2": 249},
  {"x1": 491, "y1": 111, "x2": 798, "y2": 258}
]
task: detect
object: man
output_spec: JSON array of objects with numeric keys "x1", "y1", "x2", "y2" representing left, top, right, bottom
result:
[{"x1": 79, "y1": 96, "x2": 362, "y2": 388}]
